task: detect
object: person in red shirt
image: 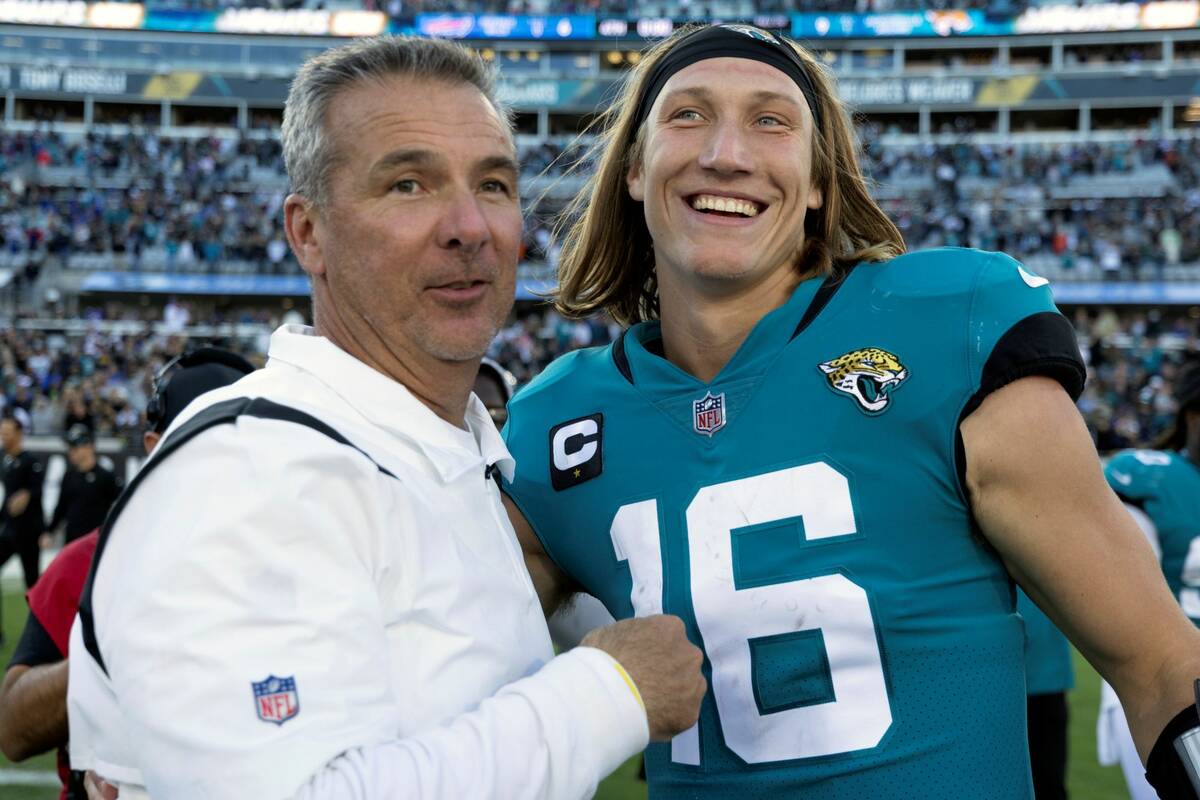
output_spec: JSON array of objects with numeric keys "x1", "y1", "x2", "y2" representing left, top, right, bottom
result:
[{"x1": 0, "y1": 347, "x2": 254, "y2": 799}]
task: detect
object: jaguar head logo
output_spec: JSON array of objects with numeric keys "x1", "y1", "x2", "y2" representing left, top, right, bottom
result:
[{"x1": 818, "y1": 348, "x2": 909, "y2": 415}]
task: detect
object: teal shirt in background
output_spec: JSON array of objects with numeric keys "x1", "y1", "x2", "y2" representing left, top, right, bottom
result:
[
  {"x1": 1105, "y1": 448, "x2": 1200, "y2": 624},
  {"x1": 1017, "y1": 589, "x2": 1074, "y2": 695},
  {"x1": 504, "y1": 248, "x2": 1084, "y2": 799}
]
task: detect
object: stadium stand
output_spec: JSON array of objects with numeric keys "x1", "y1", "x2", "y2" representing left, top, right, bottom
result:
[{"x1": 1, "y1": 131, "x2": 1198, "y2": 280}]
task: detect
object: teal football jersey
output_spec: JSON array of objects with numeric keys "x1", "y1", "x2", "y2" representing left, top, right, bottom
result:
[
  {"x1": 503, "y1": 248, "x2": 1084, "y2": 799},
  {"x1": 1016, "y1": 589, "x2": 1074, "y2": 696},
  {"x1": 1105, "y1": 449, "x2": 1200, "y2": 624}
]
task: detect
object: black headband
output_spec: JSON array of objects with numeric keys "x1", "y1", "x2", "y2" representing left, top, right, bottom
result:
[{"x1": 632, "y1": 25, "x2": 822, "y2": 138}]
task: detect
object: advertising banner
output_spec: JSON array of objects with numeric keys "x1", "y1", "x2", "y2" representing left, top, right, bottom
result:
[
  {"x1": 415, "y1": 13, "x2": 595, "y2": 40},
  {"x1": 792, "y1": 10, "x2": 1012, "y2": 39}
]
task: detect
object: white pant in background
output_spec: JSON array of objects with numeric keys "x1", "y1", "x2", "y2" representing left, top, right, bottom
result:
[{"x1": 1098, "y1": 679, "x2": 1156, "y2": 800}]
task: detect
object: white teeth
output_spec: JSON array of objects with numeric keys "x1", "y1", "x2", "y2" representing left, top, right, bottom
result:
[{"x1": 690, "y1": 194, "x2": 760, "y2": 217}]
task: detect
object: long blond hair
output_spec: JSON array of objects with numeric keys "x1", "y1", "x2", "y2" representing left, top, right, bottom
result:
[{"x1": 553, "y1": 26, "x2": 905, "y2": 326}]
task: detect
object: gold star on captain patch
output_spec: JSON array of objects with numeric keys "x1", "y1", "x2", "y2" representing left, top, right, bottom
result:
[{"x1": 573, "y1": 468, "x2": 581, "y2": 478}]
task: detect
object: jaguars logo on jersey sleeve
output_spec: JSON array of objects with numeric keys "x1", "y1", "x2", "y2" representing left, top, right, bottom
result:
[{"x1": 818, "y1": 348, "x2": 909, "y2": 415}]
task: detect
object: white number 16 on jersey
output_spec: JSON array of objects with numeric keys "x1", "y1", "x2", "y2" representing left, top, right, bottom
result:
[{"x1": 609, "y1": 462, "x2": 893, "y2": 765}]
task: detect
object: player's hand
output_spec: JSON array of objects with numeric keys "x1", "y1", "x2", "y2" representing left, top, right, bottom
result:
[
  {"x1": 7, "y1": 490, "x2": 29, "y2": 516},
  {"x1": 582, "y1": 614, "x2": 706, "y2": 741},
  {"x1": 84, "y1": 771, "x2": 118, "y2": 800}
]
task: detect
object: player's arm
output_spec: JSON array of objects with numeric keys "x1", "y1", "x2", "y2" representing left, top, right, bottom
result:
[
  {"x1": 49, "y1": 474, "x2": 70, "y2": 533},
  {"x1": 0, "y1": 614, "x2": 68, "y2": 761},
  {"x1": 961, "y1": 376, "x2": 1200, "y2": 766},
  {"x1": 503, "y1": 492, "x2": 580, "y2": 618}
]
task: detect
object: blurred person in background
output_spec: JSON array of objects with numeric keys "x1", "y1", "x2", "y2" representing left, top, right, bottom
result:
[
  {"x1": 48, "y1": 425, "x2": 121, "y2": 547},
  {"x1": 0, "y1": 348, "x2": 255, "y2": 800},
  {"x1": 474, "y1": 356, "x2": 517, "y2": 429},
  {"x1": 0, "y1": 411, "x2": 46, "y2": 639},
  {"x1": 1100, "y1": 358, "x2": 1200, "y2": 800},
  {"x1": 62, "y1": 395, "x2": 94, "y2": 437},
  {"x1": 1018, "y1": 589, "x2": 1074, "y2": 800}
]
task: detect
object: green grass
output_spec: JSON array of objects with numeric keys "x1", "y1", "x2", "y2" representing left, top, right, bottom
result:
[
  {"x1": 0, "y1": 590, "x2": 1130, "y2": 799},
  {"x1": 1066, "y1": 647, "x2": 1129, "y2": 799}
]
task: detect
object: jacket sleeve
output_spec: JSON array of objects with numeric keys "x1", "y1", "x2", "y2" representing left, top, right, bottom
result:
[
  {"x1": 91, "y1": 423, "x2": 648, "y2": 800},
  {"x1": 294, "y1": 645, "x2": 647, "y2": 800}
]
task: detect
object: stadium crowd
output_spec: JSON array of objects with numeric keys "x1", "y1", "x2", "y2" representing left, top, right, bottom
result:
[
  {"x1": 861, "y1": 134, "x2": 1200, "y2": 278},
  {"x1": 0, "y1": 130, "x2": 585, "y2": 274},
  {"x1": 129, "y1": 0, "x2": 1034, "y2": 19},
  {"x1": 3, "y1": 130, "x2": 1199, "y2": 281},
  {"x1": 0, "y1": 301, "x2": 1194, "y2": 453}
]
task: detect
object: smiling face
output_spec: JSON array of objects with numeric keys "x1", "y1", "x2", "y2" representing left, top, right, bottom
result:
[
  {"x1": 289, "y1": 75, "x2": 522, "y2": 365},
  {"x1": 626, "y1": 57, "x2": 823, "y2": 297}
]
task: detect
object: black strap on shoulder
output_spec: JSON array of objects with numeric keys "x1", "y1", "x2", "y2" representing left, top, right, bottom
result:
[
  {"x1": 78, "y1": 396, "x2": 396, "y2": 675},
  {"x1": 790, "y1": 262, "x2": 859, "y2": 341},
  {"x1": 612, "y1": 329, "x2": 634, "y2": 385}
]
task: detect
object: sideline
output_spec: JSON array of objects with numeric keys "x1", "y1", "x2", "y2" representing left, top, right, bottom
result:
[{"x1": 0, "y1": 768, "x2": 60, "y2": 785}]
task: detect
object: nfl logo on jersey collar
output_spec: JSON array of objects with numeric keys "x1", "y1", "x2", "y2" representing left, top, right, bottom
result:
[
  {"x1": 693, "y1": 391, "x2": 726, "y2": 436},
  {"x1": 252, "y1": 674, "x2": 300, "y2": 725}
]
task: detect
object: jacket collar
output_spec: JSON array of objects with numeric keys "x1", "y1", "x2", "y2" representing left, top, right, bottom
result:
[{"x1": 266, "y1": 325, "x2": 514, "y2": 484}]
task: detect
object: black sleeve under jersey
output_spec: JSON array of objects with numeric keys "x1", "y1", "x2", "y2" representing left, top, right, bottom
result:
[
  {"x1": 955, "y1": 312, "x2": 1087, "y2": 492},
  {"x1": 9, "y1": 611, "x2": 63, "y2": 669},
  {"x1": 970, "y1": 312, "x2": 1086, "y2": 413}
]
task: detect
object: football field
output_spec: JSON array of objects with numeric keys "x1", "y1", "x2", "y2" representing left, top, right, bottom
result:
[{"x1": 0, "y1": 587, "x2": 1129, "y2": 799}]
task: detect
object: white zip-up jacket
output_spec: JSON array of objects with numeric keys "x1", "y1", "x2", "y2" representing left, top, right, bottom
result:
[{"x1": 67, "y1": 325, "x2": 648, "y2": 800}]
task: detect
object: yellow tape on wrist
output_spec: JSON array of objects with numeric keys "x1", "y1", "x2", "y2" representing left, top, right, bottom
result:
[{"x1": 611, "y1": 661, "x2": 645, "y2": 711}]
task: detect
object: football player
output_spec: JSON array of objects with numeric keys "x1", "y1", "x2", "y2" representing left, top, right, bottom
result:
[
  {"x1": 1099, "y1": 358, "x2": 1200, "y2": 800},
  {"x1": 500, "y1": 24, "x2": 1200, "y2": 798}
]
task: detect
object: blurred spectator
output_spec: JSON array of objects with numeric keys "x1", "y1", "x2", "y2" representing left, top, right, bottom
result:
[
  {"x1": 0, "y1": 413, "x2": 45, "y2": 606},
  {"x1": 131, "y1": 0, "x2": 1032, "y2": 16},
  {"x1": 47, "y1": 425, "x2": 121, "y2": 546},
  {"x1": 4, "y1": 130, "x2": 1200, "y2": 278}
]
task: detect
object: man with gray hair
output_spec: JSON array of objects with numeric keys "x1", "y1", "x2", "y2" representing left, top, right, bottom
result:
[{"x1": 68, "y1": 35, "x2": 704, "y2": 800}]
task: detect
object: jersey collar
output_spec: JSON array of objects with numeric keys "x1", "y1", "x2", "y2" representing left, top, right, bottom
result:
[
  {"x1": 617, "y1": 271, "x2": 829, "y2": 391},
  {"x1": 266, "y1": 325, "x2": 514, "y2": 484}
]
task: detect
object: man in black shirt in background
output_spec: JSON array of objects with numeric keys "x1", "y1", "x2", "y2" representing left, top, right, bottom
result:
[
  {"x1": 49, "y1": 426, "x2": 121, "y2": 546},
  {"x1": 0, "y1": 413, "x2": 46, "y2": 641}
]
